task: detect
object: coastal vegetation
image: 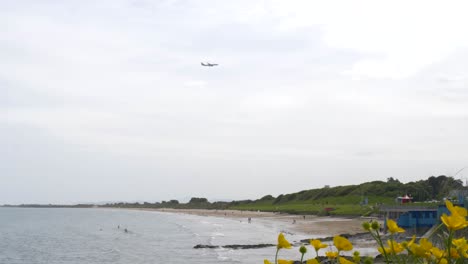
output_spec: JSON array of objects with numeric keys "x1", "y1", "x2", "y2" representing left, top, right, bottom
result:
[
  {"x1": 99, "y1": 175, "x2": 465, "y2": 216},
  {"x1": 5, "y1": 175, "x2": 465, "y2": 217}
]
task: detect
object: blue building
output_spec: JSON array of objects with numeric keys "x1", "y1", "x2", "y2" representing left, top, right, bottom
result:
[
  {"x1": 381, "y1": 190, "x2": 467, "y2": 233},
  {"x1": 397, "y1": 209, "x2": 438, "y2": 228},
  {"x1": 381, "y1": 206, "x2": 438, "y2": 231}
]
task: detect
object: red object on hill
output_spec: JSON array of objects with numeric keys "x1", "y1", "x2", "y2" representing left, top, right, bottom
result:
[{"x1": 397, "y1": 194, "x2": 413, "y2": 204}]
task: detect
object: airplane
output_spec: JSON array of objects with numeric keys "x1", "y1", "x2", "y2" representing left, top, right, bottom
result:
[{"x1": 201, "y1": 62, "x2": 218, "y2": 67}]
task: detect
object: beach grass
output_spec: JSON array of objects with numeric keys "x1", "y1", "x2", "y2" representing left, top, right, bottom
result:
[{"x1": 229, "y1": 196, "x2": 396, "y2": 216}]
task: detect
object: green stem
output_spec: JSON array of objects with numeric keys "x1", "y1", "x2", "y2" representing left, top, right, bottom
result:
[
  {"x1": 389, "y1": 233, "x2": 397, "y2": 264},
  {"x1": 300, "y1": 253, "x2": 304, "y2": 264},
  {"x1": 447, "y1": 230, "x2": 453, "y2": 264},
  {"x1": 275, "y1": 248, "x2": 279, "y2": 264},
  {"x1": 374, "y1": 230, "x2": 390, "y2": 263},
  {"x1": 390, "y1": 233, "x2": 404, "y2": 264}
]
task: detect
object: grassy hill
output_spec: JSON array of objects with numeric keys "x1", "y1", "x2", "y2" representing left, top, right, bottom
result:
[
  {"x1": 227, "y1": 176, "x2": 465, "y2": 216},
  {"x1": 228, "y1": 195, "x2": 394, "y2": 216},
  {"x1": 102, "y1": 175, "x2": 465, "y2": 216}
]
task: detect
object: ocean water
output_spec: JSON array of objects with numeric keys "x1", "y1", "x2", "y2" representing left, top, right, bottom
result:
[{"x1": 0, "y1": 208, "x2": 313, "y2": 264}]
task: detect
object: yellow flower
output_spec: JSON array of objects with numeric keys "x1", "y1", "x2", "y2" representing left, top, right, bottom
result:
[
  {"x1": 401, "y1": 235, "x2": 416, "y2": 251},
  {"x1": 325, "y1": 251, "x2": 339, "y2": 259},
  {"x1": 378, "y1": 240, "x2": 404, "y2": 255},
  {"x1": 452, "y1": 237, "x2": 468, "y2": 258},
  {"x1": 463, "y1": 250, "x2": 468, "y2": 259},
  {"x1": 409, "y1": 238, "x2": 432, "y2": 259},
  {"x1": 410, "y1": 244, "x2": 430, "y2": 258},
  {"x1": 420, "y1": 238, "x2": 433, "y2": 251},
  {"x1": 310, "y1": 239, "x2": 328, "y2": 251},
  {"x1": 277, "y1": 233, "x2": 292, "y2": 249},
  {"x1": 439, "y1": 258, "x2": 448, "y2": 264},
  {"x1": 333, "y1": 235, "x2": 353, "y2": 251},
  {"x1": 443, "y1": 200, "x2": 468, "y2": 232},
  {"x1": 264, "y1": 260, "x2": 272, "y2": 264},
  {"x1": 446, "y1": 199, "x2": 467, "y2": 217},
  {"x1": 385, "y1": 240, "x2": 404, "y2": 254},
  {"x1": 277, "y1": 260, "x2": 294, "y2": 264},
  {"x1": 378, "y1": 246, "x2": 391, "y2": 255},
  {"x1": 306, "y1": 259, "x2": 319, "y2": 264},
  {"x1": 441, "y1": 213, "x2": 467, "y2": 231},
  {"x1": 386, "y1": 219, "x2": 405, "y2": 234},
  {"x1": 448, "y1": 247, "x2": 460, "y2": 259},
  {"x1": 430, "y1": 247, "x2": 445, "y2": 259},
  {"x1": 452, "y1": 237, "x2": 467, "y2": 248},
  {"x1": 339, "y1": 257, "x2": 355, "y2": 264},
  {"x1": 407, "y1": 235, "x2": 416, "y2": 248}
]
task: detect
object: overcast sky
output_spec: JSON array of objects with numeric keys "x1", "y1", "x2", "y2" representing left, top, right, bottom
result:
[{"x1": 2, "y1": 0, "x2": 468, "y2": 204}]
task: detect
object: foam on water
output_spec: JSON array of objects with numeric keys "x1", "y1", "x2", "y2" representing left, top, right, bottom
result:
[{"x1": 0, "y1": 207, "x2": 378, "y2": 263}]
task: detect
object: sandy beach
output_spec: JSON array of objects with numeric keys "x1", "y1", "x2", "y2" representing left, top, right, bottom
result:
[
  {"x1": 145, "y1": 208, "x2": 381, "y2": 252},
  {"x1": 132, "y1": 208, "x2": 368, "y2": 237}
]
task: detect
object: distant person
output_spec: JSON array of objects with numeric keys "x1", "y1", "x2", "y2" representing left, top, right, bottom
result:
[
  {"x1": 118, "y1": 225, "x2": 120, "y2": 229},
  {"x1": 292, "y1": 219, "x2": 296, "y2": 224},
  {"x1": 124, "y1": 228, "x2": 128, "y2": 233},
  {"x1": 303, "y1": 215, "x2": 305, "y2": 220},
  {"x1": 248, "y1": 217, "x2": 251, "y2": 223}
]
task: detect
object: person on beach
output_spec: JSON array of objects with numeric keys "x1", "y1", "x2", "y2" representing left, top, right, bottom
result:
[{"x1": 248, "y1": 217, "x2": 251, "y2": 223}]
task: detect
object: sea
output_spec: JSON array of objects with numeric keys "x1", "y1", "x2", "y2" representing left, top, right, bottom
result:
[{"x1": 0, "y1": 207, "x2": 318, "y2": 264}]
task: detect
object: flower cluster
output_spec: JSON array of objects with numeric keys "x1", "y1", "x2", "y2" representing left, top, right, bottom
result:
[
  {"x1": 264, "y1": 200, "x2": 468, "y2": 264},
  {"x1": 264, "y1": 233, "x2": 358, "y2": 264}
]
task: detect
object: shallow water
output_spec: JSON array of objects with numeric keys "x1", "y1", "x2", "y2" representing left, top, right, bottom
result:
[
  {"x1": 0, "y1": 208, "x2": 307, "y2": 263},
  {"x1": 0, "y1": 208, "x2": 377, "y2": 263}
]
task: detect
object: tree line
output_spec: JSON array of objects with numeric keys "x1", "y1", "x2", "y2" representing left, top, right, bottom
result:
[{"x1": 102, "y1": 175, "x2": 465, "y2": 209}]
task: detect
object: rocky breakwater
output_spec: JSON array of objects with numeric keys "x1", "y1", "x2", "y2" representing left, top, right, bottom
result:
[{"x1": 193, "y1": 243, "x2": 275, "y2": 249}]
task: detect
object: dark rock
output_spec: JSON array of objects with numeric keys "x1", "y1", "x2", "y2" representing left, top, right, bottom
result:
[
  {"x1": 193, "y1": 244, "x2": 219, "y2": 249},
  {"x1": 374, "y1": 254, "x2": 384, "y2": 261},
  {"x1": 223, "y1": 243, "x2": 275, "y2": 249},
  {"x1": 193, "y1": 243, "x2": 275, "y2": 249}
]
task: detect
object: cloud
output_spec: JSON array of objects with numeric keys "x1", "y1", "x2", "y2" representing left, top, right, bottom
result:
[
  {"x1": 184, "y1": 80, "x2": 206, "y2": 87},
  {"x1": 266, "y1": 1, "x2": 468, "y2": 79},
  {"x1": 2, "y1": 0, "x2": 468, "y2": 203}
]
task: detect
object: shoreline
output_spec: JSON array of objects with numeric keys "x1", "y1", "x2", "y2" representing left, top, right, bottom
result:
[
  {"x1": 122, "y1": 207, "x2": 370, "y2": 237},
  {"x1": 124, "y1": 207, "x2": 380, "y2": 253}
]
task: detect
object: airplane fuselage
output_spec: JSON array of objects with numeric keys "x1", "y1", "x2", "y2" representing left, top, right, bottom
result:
[{"x1": 201, "y1": 62, "x2": 218, "y2": 67}]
